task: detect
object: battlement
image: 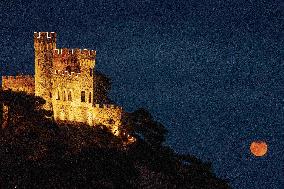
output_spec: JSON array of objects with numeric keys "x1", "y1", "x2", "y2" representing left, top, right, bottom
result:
[
  {"x1": 2, "y1": 75, "x2": 35, "y2": 94},
  {"x1": 34, "y1": 32, "x2": 56, "y2": 43},
  {"x1": 53, "y1": 48, "x2": 96, "y2": 59},
  {"x1": 53, "y1": 48, "x2": 96, "y2": 70},
  {"x1": 2, "y1": 75, "x2": 34, "y2": 81},
  {"x1": 53, "y1": 70, "x2": 81, "y2": 77},
  {"x1": 94, "y1": 104, "x2": 123, "y2": 110}
]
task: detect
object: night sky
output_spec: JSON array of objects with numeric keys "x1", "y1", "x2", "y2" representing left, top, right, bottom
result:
[{"x1": 0, "y1": 0, "x2": 283, "y2": 188}]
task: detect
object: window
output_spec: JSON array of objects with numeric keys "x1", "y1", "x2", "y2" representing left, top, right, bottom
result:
[
  {"x1": 81, "y1": 91, "x2": 85, "y2": 102},
  {"x1": 108, "y1": 119, "x2": 114, "y2": 124},
  {"x1": 66, "y1": 66, "x2": 71, "y2": 74},
  {"x1": 49, "y1": 92, "x2": 52, "y2": 98},
  {"x1": 90, "y1": 68, "x2": 93, "y2": 76},
  {"x1": 89, "y1": 92, "x2": 92, "y2": 103},
  {"x1": 63, "y1": 91, "x2": 66, "y2": 101},
  {"x1": 68, "y1": 91, "x2": 72, "y2": 101},
  {"x1": 56, "y1": 91, "x2": 60, "y2": 100}
]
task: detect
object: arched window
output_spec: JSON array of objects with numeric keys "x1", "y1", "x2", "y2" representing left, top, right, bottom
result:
[
  {"x1": 63, "y1": 91, "x2": 66, "y2": 101},
  {"x1": 68, "y1": 91, "x2": 72, "y2": 101},
  {"x1": 56, "y1": 90, "x2": 60, "y2": 100},
  {"x1": 89, "y1": 92, "x2": 92, "y2": 103},
  {"x1": 81, "y1": 91, "x2": 85, "y2": 102}
]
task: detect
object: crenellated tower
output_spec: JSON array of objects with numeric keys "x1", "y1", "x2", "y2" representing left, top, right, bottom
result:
[{"x1": 34, "y1": 32, "x2": 56, "y2": 110}]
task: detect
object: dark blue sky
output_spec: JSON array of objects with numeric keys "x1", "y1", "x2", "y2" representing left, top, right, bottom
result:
[{"x1": 1, "y1": 0, "x2": 283, "y2": 188}]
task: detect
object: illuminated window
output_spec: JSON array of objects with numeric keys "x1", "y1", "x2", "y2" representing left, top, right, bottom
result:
[
  {"x1": 56, "y1": 90, "x2": 60, "y2": 100},
  {"x1": 68, "y1": 91, "x2": 72, "y2": 101},
  {"x1": 81, "y1": 91, "x2": 85, "y2": 102},
  {"x1": 89, "y1": 92, "x2": 92, "y2": 103}
]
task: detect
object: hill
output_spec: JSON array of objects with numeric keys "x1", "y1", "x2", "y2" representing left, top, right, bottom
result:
[{"x1": 0, "y1": 90, "x2": 230, "y2": 188}]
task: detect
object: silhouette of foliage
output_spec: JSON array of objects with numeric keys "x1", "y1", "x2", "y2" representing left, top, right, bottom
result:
[
  {"x1": 123, "y1": 108, "x2": 168, "y2": 148},
  {"x1": 0, "y1": 91, "x2": 230, "y2": 188},
  {"x1": 93, "y1": 71, "x2": 113, "y2": 104}
]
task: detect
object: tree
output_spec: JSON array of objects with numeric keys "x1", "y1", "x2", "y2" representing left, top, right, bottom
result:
[
  {"x1": 0, "y1": 90, "x2": 54, "y2": 128},
  {"x1": 124, "y1": 108, "x2": 168, "y2": 147}
]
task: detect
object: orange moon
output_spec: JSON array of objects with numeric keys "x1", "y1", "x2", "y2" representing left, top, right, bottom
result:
[{"x1": 250, "y1": 141, "x2": 268, "y2": 157}]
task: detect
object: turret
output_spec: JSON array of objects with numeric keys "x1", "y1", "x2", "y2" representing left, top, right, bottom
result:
[{"x1": 34, "y1": 32, "x2": 56, "y2": 110}]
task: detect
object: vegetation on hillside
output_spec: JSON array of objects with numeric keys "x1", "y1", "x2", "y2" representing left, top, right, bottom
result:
[{"x1": 0, "y1": 90, "x2": 230, "y2": 188}]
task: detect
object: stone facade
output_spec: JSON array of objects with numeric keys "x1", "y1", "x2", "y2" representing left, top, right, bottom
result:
[
  {"x1": 2, "y1": 32, "x2": 123, "y2": 135},
  {"x1": 2, "y1": 75, "x2": 35, "y2": 95}
]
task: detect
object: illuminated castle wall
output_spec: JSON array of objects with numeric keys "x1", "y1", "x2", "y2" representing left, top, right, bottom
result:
[
  {"x1": 2, "y1": 75, "x2": 35, "y2": 95},
  {"x1": 2, "y1": 32, "x2": 123, "y2": 135}
]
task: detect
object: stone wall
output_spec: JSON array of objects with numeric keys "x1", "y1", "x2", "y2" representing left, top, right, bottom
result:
[
  {"x1": 2, "y1": 75, "x2": 35, "y2": 94},
  {"x1": 52, "y1": 63, "x2": 94, "y2": 120},
  {"x1": 53, "y1": 102, "x2": 123, "y2": 136},
  {"x1": 93, "y1": 104, "x2": 123, "y2": 135}
]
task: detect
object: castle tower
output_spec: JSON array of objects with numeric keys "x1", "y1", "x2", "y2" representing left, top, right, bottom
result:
[{"x1": 34, "y1": 32, "x2": 56, "y2": 110}]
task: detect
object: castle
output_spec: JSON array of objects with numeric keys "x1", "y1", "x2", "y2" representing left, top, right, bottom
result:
[{"x1": 1, "y1": 32, "x2": 123, "y2": 135}]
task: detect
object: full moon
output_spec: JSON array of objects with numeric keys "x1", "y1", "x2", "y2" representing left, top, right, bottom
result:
[{"x1": 250, "y1": 141, "x2": 268, "y2": 157}]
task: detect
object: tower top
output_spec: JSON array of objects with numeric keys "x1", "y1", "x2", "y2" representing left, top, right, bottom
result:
[{"x1": 34, "y1": 32, "x2": 56, "y2": 43}]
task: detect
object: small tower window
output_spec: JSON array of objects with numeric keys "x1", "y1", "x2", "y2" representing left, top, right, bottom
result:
[
  {"x1": 89, "y1": 92, "x2": 92, "y2": 103},
  {"x1": 81, "y1": 91, "x2": 85, "y2": 102},
  {"x1": 56, "y1": 91, "x2": 60, "y2": 100},
  {"x1": 68, "y1": 91, "x2": 72, "y2": 101},
  {"x1": 90, "y1": 68, "x2": 93, "y2": 77},
  {"x1": 63, "y1": 91, "x2": 66, "y2": 101}
]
